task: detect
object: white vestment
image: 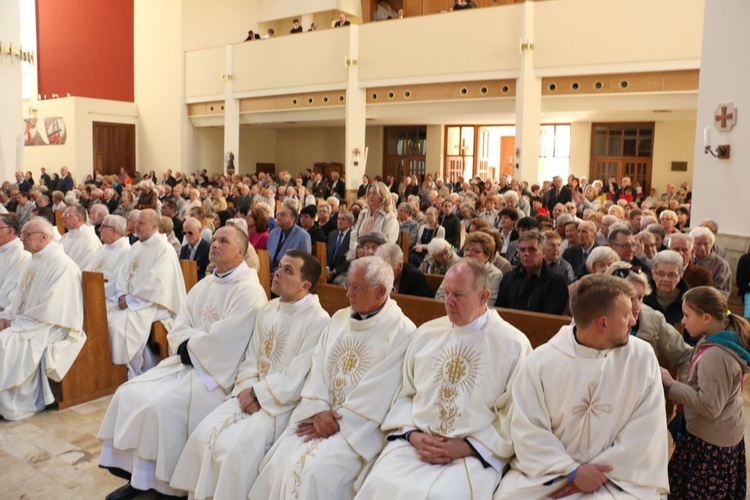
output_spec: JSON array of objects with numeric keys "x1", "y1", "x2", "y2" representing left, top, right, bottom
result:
[
  {"x1": 98, "y1": 262, "x2": 266, "y2": 496},
  {"x1": 250, "y1": 298, "x2": 416, "y2": 500},
  {"x1": 107, "y1": 232, "x2": 185, "y2": 375},
  {"x1": 357, "y1": 309, "x2": 532, "y2": 500},
  {"x1": 495, "y1": 326, "x2": 669, "y2": 499},
  {"x1": 0, "y1": 242, "x2": 85, "y2": 420},
  {"x1": 0, "y1": 238, "x2": 31, "y2": 310},
  {"x1": 60, "y1": 224, "x2": 102, "y2": 269},
  {"x1": 170, "y1": 294, "x2": 330, "y2": 499},
  {"x1": 84, "y1": 237, "x2": 131, "y2": 298}
]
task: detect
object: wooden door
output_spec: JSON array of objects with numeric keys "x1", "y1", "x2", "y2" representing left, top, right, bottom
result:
[
  {"x1": 256, "y1": 163, "x2": 275, "y2": 176},
  {"x1": 93, "y1": 122, "x2": 135, "y2": 177},
  {"x1": 500, "y1": 136, "x2": 515, "y2": 178}
]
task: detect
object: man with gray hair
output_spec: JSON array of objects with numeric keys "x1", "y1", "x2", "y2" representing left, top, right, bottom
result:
[
  {"x1": 85, "y1": 214, "x2": 131, "y2": 298},
  {"x1": 358, "y1": 258, "x2": 531, "y2": 499},
  {"x1": 690, "y1": 226, "x2": 731, "y2": 297},
  {"x1": 250, "y1": 256, "x2": 416, "y2": 499},
  {"x1": 375, "y1": 243, "x2": 431, "y2": 297},
  {"x1": 0, "y1": 214, "x2": 31, "y2": 311},
  {"x1": 89, "y1": 203, "x2": 109, "y2": 240},
  {"x1": 61, "y1": 204, "x2": 102, "y2": 269},
  {"x1": 0, "y1": 217, "x2": 86, "y2": 420},
  {"x1": 667, "y1": 233, "x2": 713, "y2": 288},
  {"x1": 496, "y1": 230, "x2": 569, "y2": 314},
  {"x1": 699, "y1": 219, "x2": 728, "y2": 260}
]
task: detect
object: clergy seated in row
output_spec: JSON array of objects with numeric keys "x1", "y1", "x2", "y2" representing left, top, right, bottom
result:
[
  {"x1": 0, "y1": 217, "x2": 86, "y2": 420},
  {"x1": 98, "y1": 226, "x2": 268, "y2": 500},
  {"x1": 60, "y1": 204, "x2": 102, "y2": 269},
  {"x1": 170, "y1": 250, "x2": 329, "y2": 499},
  {"x1": 249, "y1": 257, "x2": 417, "y2": 499},
  {"x1": 90, "y1": 203, "x2": 109, "y2": 240},
  {"x1": 418, "y1": 237, "x2": 461, "y2": 275},
  {"x1": 375, "y1": 243, "x2": 432, "y2": 297},
  {"x1": 84, "y1": 215, "x2": 130, "y2": 299},
  {"x1": 267, "y1": 202, "x2": 312, "y2": 273},
  {"x1": 107, "y1": 209, "x2": 186, "y2": 378},
  {"x1": 496, "y1": 274, "x2": 669, "y2": 498},
  {"x1": 495, "y1": 230, "x2": 569, "y2": 315},
  {"x1": 435, "y1": 232, "x2": 502, "y2": 304},
  {"x1": 0, "y1": 214, "x2": 31, "y2": 311},
  {"x1": 180, "y1": 217, "x2": 210, "y2": 280},
  {"x1": 356, "y1": 259, "x2": 532, "y2": 499}
]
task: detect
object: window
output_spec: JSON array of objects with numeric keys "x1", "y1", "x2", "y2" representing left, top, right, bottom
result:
[
  {"x1": 590, "y1": 123, "x2": 654, "y2": 194},
  {"x1": 383, "y1": 126, "x2": 426, "y2": 181}
]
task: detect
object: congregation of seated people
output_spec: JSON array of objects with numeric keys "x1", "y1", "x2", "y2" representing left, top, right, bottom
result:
[{"x1": 0, "y1": 165, "x2": 748, "y2": 499}]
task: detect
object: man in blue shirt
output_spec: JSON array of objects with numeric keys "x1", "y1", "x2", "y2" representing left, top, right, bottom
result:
[{"x1": 267, "y1": 202, "x2": 311, "y2": 272}]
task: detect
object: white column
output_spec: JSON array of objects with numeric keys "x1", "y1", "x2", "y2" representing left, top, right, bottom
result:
[
  {"x1": 223, "y1": 43, "x2": 239, "y2": 176},
  {"x1": 344, "y1": 25, "x2": 366, "y2": 200},
  {"x1": 514, "y1": 1, "x2": 542, "y2": 184},
  {"x1": 300, "y1": 14, "x2": 314, "y2": 31},
  {"x1": 0, "y1": 1, "x2": 22, "y2": 182}
]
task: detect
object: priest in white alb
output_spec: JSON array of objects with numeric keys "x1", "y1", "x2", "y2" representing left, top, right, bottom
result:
[
  {"x1": 170, "y1": 250, "x2": 330, "y2": 499},
  {"x1": 60, "y1": 204, "x2": 102, "y2": 269},
  {"x1": 98, "y1": 226, "x2": 267, "y2": 500},
  {"x1": 495, "y1": 274, "x2": 669, "y2": 499},
  {"x1": 0, "y1": 214, "x2": 31, "y2": 311},
  {"x1": 107, "y1": 208, "x2": 185, "y2": 377},
  {"x1": 84, "y1": 214, "x2": 130, "y2": 298},
  {"x1": 0, "y1": 217, "x2": 85, "y2": 421},
  {"x1": 250, "y1": 256, "x2": 417, "y2": 500},
  {"x1": 356, "y1": 259, "x2": 532, "y2": 499}
]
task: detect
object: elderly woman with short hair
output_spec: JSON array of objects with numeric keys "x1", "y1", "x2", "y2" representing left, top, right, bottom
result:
[
  {"x1": 660, "y1": 209, "x2": 679, "y2": 235},
  {"x1": 418, "y1": 237, "x2": 460, "y2": 275},
  {"x1": 397, "y1": 202, "x2": 419, "y2": 249},
  {"x1": 434, "y1": 231, "x2": 503, "y2": 304},
  {"x1": 644, "y1": 249, "x2": 692, "y2": 342}
]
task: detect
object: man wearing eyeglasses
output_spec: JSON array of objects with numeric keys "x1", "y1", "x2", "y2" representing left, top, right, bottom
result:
[
  {"x1": 180, "y1": 217, "x2": 211, "y2": 281},
  {"x1": 250, "y1": 257, "x2": 415, "y2": 499},
  {"x1": 84, "y1": 215, "x2": 131, "y2": 299},
  {"x1": 0, "y1": 214, "x2": 31, "y2": 311},
  {"x1": 107, "y1": 209, "x2": 186, "y2": 378},
  {"x1": 0, "y1": 217, "x2": 85, "y2": 420},
  {"x1": 607, "y1": 227, "x2": 651, "y2": 275},
  {"x1": 60, "y1": 204, "x2": 102, "y2": 269}
]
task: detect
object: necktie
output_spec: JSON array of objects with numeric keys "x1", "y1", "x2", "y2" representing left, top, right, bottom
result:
[{"x1": 333, "y1": 232, "x2": 344, "y2": 259}]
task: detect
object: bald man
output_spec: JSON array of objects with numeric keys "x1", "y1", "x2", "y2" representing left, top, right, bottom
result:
[{"x1": 107, "y1": 209, "x2": 186, "y2": 377}]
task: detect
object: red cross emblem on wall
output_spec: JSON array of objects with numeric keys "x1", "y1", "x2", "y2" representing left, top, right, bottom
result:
[{"x1": 714, "y1": 103, "x2": 737, "y2": 132}]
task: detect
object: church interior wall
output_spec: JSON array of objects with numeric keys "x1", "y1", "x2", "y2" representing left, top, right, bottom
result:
[
  {"x1": 0, "y1": 0, "x2": 22, "y2": 182},
  {"x1": 239, "y1": 126, "x2": 278, "y2": 175},
  {"x1": 275, "y1": 127, "x2": 346, "y2": 174},
  {"x1": 256, "y1": 0, "x2": 361, "y2": 24},
  {"x1": 192, "y1": 126, "x2": 225, "y2": 174},
  {"x1": 426, "y1": 124, "x2": 444, "y2": 178},
  {"x1": 181, "y1": 0, "x2": 257, "y2": 52},
  {"x1": 568, "y1": 121, "x2": 591, "y2": 180},
  {"x1": 651, "y1": 120, "x2": 697, "y2": 194}
]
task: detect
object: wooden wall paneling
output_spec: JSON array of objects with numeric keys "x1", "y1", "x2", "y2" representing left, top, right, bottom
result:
[
  {"x1": 240, "y1": 97, "x2": 277, "y2": 112},
  {"x1": 609, "y1": 72, "x2": 663, "y2": 93},
  {"x1": 187, "y1": 103, "x2": 207, "y2": 116},
  {"x1": 662, "y1": 69, "x2": 700, "y2": 91},
  {"x1": 404, "y1": 0, "x2": 422, "y2": 17}
]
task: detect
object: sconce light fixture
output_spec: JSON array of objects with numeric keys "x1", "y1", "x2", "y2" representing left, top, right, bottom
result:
[{"x1": 703, "y1": 127, "x2": 730, "y2": 159}]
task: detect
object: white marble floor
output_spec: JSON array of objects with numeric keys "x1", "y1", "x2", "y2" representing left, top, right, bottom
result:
[{"x1": 2, "y1": 388, "x2": 750, "y2": 499}]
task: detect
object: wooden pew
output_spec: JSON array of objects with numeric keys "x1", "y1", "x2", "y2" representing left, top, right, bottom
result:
[
  {"x1": 180, "y1": 259, "x2": 198, "y2": 293},
  {"x1": 314, "y1": 283, "x2": 571, "y2": 348},
  {"x1": 54, "y1": 209, "x2": 65, "y2": 236},
  {"x1": 51, "y1": 272, "x2": 127, "y2": 409},
  {"x1": 400, "y1": 230, "x2": 409, "y2": 263},
  {"x1": 424, "y1": 273, "x2": 444, "y2": 296},
  {"x1": 258, "y1": 249, "x2": 271, "y2": 299},
  {"x1": 316, "y1": 241, "x2": 328, "y2": 284},
  {"x1": 150, "y1": 260, "x2": 200, "y2": 360}
]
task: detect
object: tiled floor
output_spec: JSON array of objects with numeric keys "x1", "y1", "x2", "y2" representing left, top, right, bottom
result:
[{"x1": 2, "y1": 388, "x2": 750, "y2": 499}]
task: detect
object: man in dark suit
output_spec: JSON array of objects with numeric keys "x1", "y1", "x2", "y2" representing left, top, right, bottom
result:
[
  {"x1": 162, "y1": 199, "x2": 183, "y2": 242},
  {"x1": 333, "y1": 13, "x2": 351, "y2": 27},
  {"x1": 290, "y1": 19, "x2": 303, "y2": 33},
  {"x1": 312, "y1": 173, "x2": 328, "y2": 199},
  {"x1": 299, "y1": 205, "x2": 327, "y2": 245},
  {"x1": 326, "y1": 211, "x2": 353, "y2": 284},
  {"x1": 58, "y1": 166, "x2": 74, "y2": 194},
  {"x1": 40, "y1": 167, "x2": 51, "y2": 189},
  {"x1": 329, "y1": 172, "x2": 345, "y2": 199},
  {"x1": 376, "y1": 243, "x2": 431, "y2": 298},
  {"x1": 545, "y1": 175, "x2": 572, "y2": 213},
  {"x1": 180, "y1": 218, "x2": 210, "y2": 280},
  {"x1": 562, "y1": 220, "x2": 598, "y2": 277}
]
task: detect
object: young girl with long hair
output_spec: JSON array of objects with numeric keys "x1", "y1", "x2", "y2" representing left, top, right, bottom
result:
[{"x1": 661, "y1": 286, "x2": 750, "y2": 498}]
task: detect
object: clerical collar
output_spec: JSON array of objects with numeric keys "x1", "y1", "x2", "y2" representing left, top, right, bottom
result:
[
  {"x1": 34, "y1": 240, "x2": 58, "y2": 258},
  {"x1": 140, "y1": 231, "x2": 160, "y2": 245},
  {"x1": 279, "y1": 293, "x2": 313, "y2": 307},
  {"x1": 453, "y1": 308, "x2": 490, "y2": 331},
  {"x1": 352, "y1": 304, "x2": 384, "y2": 321}
]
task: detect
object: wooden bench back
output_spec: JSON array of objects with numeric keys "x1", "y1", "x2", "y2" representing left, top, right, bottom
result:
[
  {"x1": 180, "y1": 259, "x2": 198, "y2": 293},
  {"x1": 424, "y1": 273, "x2": 444, "y2": 296},
  {"x1": 54, "y1": 209, "x2": 65, "y2": 235},
  {"x1": 314, "y1": 283, "x2": 570, "y2": 348},
  {"x1": 401, "y1": 230, "x2": 409, "y2": 263},
  {"x1": 51, "y1": 271, "x2": 127, "y2": 408},
  {"x1": 258, "y1": 248, "x2": 271, "y2": 299},
  {"x1": 316, "y1": 241, "x2": 328, "y2": 283}
]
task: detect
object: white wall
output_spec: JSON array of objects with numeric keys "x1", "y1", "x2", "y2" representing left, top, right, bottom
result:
[
  {"x1": 651, "y1": 120, "x2": 696, "y2": 194},
  {"x1": 426, "y1": 125, "x2": 443, "y2": 178},
  {"x1": 135, "y1": 0, "x2": 193, "y2": 176},
  {"x1": 256, "y1": 0, "x2": 359, "y2": 23},
  {"x1": 240, "y1": 127, "x2": 278, "y2": 174},
  {"x1": 275, "y1": 127, "x2": 345, "y2": 173},
  {"x1": 182, "y1": 0, "x2": 257, "y2": 51},
  {"x1": 0, "y1": 0, "x2": 22, "y2": 182},
  {"x1": 691, "y1": 0, "x2": 750, "y2": 237},
  {"x1": 568, "y1": 121, "x2": 591, "y2": 179},
  {"x1": 364, "y1": 126, "x2": 383, "y2": 178}
]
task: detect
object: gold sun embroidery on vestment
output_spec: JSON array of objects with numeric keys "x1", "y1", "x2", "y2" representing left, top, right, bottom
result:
[
  {"x1": 16, "y1": 268, "x2": 36, "y2": 313},
  {"x1": 433, "y1": 342, "x2": 482, "y2": 434},
  {"x1": 126, "y1": 258, "x2": 140, "y2": 291},
  {"x1": 327, "y1": 337, "x2": 371, "y2": 407},
  {"x1": 257, "y1": 323, "x2": 286, "y2": 380},
  {"x1": 292, "y1": 438, "x2": 321, "y2": 499},
  {"x1": 200, "y1": 299, "x2": 220, "y2": 324},
  {"x1": 571, "y1": 382, "x2": 614, "y2": 461}
]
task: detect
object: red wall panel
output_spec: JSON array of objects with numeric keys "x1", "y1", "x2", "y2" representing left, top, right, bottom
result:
[{"x1": 36, "y1": 0, "x2": 134, "y2": 102}]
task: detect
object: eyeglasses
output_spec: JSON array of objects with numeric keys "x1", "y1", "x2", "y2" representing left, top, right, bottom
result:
[
  {"x1": 611, "y1": 265, "x2": 642, "y2": 279},
  {"x1": 654, "y1": 270, "x2": 680, "y2": 280},
  {"x1": 0, "y1": 226, "x2": 10, "y2": 231},
  {"x1": 184, "y1": 230, "x2": 196, "y2": 236},
  {"x1": 345, "y1": 283, "x2": 375, "y2": 294},
  {"x1": 611, "y1": 242, "x2": 639, "y2": 250},
  {"x1": 62, "y1": 212, "x2": 80, "y2": 218},
  {"x1": 19, "y1": 231, "x2": 45, "y2": 238}
]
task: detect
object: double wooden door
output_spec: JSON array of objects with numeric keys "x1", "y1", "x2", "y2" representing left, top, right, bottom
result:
[{"x1": 93, "y1": 122, "x2": 135, "y2": 177}]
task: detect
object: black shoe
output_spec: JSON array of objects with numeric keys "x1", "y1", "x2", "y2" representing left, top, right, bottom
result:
[
  {"x1": 105, "y1": 482, "x2": 142, "y2": 500},
  {"x1": 156, "y1": 493, "x2": 187, "y2": 500}
]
